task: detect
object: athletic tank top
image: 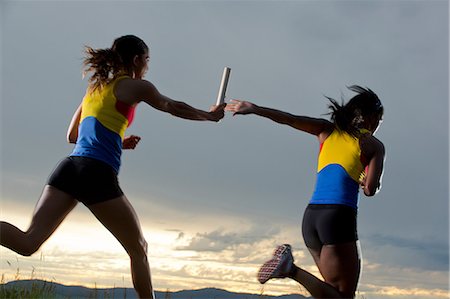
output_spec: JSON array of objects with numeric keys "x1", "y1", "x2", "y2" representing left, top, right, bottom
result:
[
  {"x1": 310, "y1": 129, "x2": 367, "y2": 209},
  {"x1": 71, "y1": 76, "x2": 136, "y2": 173}
]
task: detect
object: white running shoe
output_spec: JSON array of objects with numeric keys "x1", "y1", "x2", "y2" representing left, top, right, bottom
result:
[{"x1": 257, "y1": 244, "x2": 294, "y2": 284}]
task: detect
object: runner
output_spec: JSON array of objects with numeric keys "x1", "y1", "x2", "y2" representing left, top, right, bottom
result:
[
  {"x1": 0, "y1": 35, "x2": 225, "y2": 299},
  {"x1": 225, "y1": 86, "x2": 385, "y2": 298}
]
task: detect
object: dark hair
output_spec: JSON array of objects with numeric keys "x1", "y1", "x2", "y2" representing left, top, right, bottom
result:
[
  {"x1": 326, "y1": 85, "x2": 383, "y2": 136},
  {"x1": 83, "y1": 35, "x2": 149, "y2": 90}
]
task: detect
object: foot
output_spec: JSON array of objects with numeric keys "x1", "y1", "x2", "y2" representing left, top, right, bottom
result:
[{"x1": 257, "y1": 244, "x2": 294, "y2": 284}]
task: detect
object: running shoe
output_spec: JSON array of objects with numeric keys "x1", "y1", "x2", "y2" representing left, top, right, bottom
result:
[{"x1": 257, "y1": 244, "x2": 294, "y2": 284}]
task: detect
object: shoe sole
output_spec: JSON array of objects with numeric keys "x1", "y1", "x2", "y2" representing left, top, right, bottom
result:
[{"x1": 257, "y1": 245, "x2": 291, "y2": 284}]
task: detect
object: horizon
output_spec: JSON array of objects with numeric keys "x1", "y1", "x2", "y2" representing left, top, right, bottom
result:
[{"x1": 2, "y1": 279, "x2": 313, "y2": 299}]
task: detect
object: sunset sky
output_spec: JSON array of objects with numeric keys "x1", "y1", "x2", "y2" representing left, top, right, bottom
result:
[{"x1": 1, "y1": 1, "x2": 449, "y2": 298}]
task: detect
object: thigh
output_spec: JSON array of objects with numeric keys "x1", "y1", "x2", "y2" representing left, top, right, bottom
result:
[
  {"x1": 307, "y1": 246, "x2": 326, "y2": 279},
  {"x1": 319, "y1": 242, "x2": 361, "y2": 298},
  {"x1": 28, "y1": 185, "x2": 78, "y2": 241},
  {"x1": 86, "y1": 195, "x2": 146, "y2": 255}
]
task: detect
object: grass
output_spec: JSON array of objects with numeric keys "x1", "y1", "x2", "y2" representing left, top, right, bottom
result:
[
  {"x1": 1, "y1": 255, "x2": 49, "y2": 298},
  {"x1": 0, "y1": 277, "x2": 128, "y2": 299},
  {"x1": 0, "y1": 259, "x2": 57, "y2": 299},
  {"x1": 0, "y1": 256, "x2": 128, "y2": 299},
  {"x1": 0, "y1": 277, "x2": 56, "y2": 299}
]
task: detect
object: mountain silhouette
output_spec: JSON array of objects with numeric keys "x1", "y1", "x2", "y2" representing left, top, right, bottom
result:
[{"x1": 1, "y1": 279, "x2": 311, "y2": 299}]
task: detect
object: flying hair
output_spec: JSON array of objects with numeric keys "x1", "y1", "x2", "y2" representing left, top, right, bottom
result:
[
  {"x1": 82, "y1": 35, "x2": 148, "y2": 91},
  {"x1": 326, "y1": 85, "x2": 383, "y2": 136}
]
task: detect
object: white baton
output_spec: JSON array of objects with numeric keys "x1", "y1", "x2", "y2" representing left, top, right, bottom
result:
[{"x1": 216, "y1": 67, "x2": 231, "y2": 106}]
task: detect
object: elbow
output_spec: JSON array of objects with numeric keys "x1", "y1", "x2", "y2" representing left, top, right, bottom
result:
[
  {"x1": 67, "y1": 133, "x2": 77, "y2": 144},
  {"x1": 364, "y1": 188, "x2": 377, "y2": 197},
  {"x1": 363, "y1": 184, "x2": 380, "y2": 197}
]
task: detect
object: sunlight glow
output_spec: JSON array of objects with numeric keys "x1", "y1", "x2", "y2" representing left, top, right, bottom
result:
[{"x1": 1, "y1": 199, "x2": 448, "y2": 298}]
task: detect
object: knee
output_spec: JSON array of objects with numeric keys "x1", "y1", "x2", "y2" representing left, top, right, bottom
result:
[
  {"x1": 127, "y1": 237, "x2": 148, "y2": 260},
  {"x1": 336, "y1": 285, "x2": 356, "y2": 299},
  {"x1": 0, "y1": 222, "x2": 41, "y2": 256},
  {"x1": 20, "y1": 248, "x2": 36, "y2": 257},
  {"x1": 19, "y1": 239, "x2": 42, "y2": 257},
  {"x1": 340, "y1": 290, "x2": 355, "y2": 299},
  {"x1": 22, "y1": 230, "x2": 48, "y2": 256}
]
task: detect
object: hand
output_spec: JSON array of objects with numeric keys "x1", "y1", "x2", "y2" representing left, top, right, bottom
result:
[
  {"x1": 123, "y1": 135, "x2": 141, "y2": 150},
  {"x1": 208, "y1": 103, "x2": 226, "y2": 122},
  {"x1": 225, "y1": 100, "x2": 255, "y2": 116}
]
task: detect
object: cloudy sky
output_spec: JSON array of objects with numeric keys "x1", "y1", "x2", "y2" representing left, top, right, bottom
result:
[{"x1": 1, "y1": 1, "x2": 448, "y2": 298}]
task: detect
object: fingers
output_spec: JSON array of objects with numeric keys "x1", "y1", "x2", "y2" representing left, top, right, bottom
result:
[
  {"x1": 224, "y1": 99, "x2": 241, "y2": 111},
  {"x1": 225, "y1": 99, "x2": 247, "y2": 115},
  {"x1": 129, "y1": 135, "x2": 141, "y2": 143},
  {"x1": 123, "y1": 135, "x2": 141, "y2": 150},
  {"x1": 209, "y1": 102, "x2": 227, "y2": 112},
  {"x1": 211, "y1": 99, "x2": 244, "y2": 114}
]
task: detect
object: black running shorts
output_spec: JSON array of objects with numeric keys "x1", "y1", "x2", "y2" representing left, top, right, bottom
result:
[
  {"x1": 47, "y1": 156, "x2": 124, "y2": 206},
  {"x1": 302, "y1": 204, "x2": 358, "y2": 251}
]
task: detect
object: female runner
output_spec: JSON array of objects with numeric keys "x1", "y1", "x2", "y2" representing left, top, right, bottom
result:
[
  {"x1": 1, "y1": 35, "x2": 225, "y2": 299},
  {"x1": 226, "y1": 86, "x2": 385, "y2": 298}
]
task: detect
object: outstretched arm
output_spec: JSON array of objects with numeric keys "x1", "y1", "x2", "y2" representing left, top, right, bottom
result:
[
  {"x1": 225, "y1": 99, "x2": 333, "y2": 138},
  {"x1": 119, "y1": 79, "x2": 225, "y2": 122}
]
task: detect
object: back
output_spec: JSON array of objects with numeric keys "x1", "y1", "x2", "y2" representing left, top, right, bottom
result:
[
  {"x1": 71, "y1": 76, "x2": 136, "y2": 173},
  {"x1": 310, "y1": 129, "x2": 366, "y2": 209}
]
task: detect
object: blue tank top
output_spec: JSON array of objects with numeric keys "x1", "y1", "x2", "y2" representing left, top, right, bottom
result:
[
  {"x1": 71, "y1": 76, "x2": 136, "y2": 173},
  {"x1": 310, "y1": 129, "x2": 367, "y2": 209}
]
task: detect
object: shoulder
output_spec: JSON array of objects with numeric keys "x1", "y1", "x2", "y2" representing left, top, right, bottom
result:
[
  {"x1": 114, "y1": 78, "x2": 158, "y2": 105},
  {"x1": 317, "y1": 121, "x2": 336, "y2": 143},
  {"x1": 360, "y1": 134, "x2": 385, "y2": 157}
]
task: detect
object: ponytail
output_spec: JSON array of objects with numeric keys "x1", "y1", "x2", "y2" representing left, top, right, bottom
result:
[
  {"x1": 82, "y1": 35, "x2": 149, "y2": 91},
  {"x1": 327, "y1": 96, "x2": 361, "y2": 136},
  {"x1": 83, "y1": 47, "x2": 122, "y2": 91},
  {"x1": 326, "y1": 85, "x2": 383, "y2": 136}
]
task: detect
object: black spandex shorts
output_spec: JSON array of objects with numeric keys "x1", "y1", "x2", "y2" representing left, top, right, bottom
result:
[
  {"x1": 302, "y1": 204, "x2": 358, "y2": 251},
  {"x1": 47, "y1": 156, "x2": 124, "y2": 206}
]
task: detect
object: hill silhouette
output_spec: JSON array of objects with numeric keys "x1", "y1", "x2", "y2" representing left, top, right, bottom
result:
[{"x1": 1, "y1": 279, "x2": 311, "y2": 299}]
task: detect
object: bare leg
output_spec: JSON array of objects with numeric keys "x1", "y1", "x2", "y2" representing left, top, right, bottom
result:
[
  {"x1": 0, "y1": 185, "x2": 77, "y2": 256},
  {"x1": 87, "y1": 196, "x2": 154, "y2": 299},
  {"x1": 289, "y1": 266, "x2": 342, "y2": 298},
  {"x1": 289, "y1": 242, "x2": 360, "y2": 299}
]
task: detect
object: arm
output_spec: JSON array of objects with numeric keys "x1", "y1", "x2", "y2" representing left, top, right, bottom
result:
[
  {"x1": 360, "y1": 135, "x2": 385, "y2": 196},
  {"x1": 119, "y1": 79, "x2": 225, "y2": 121},
  {"x1": 67, "y1": 103, "x2": 82, "y2": 143},
  {"x1": 151, "y1": 93, "x2": 225, "y2": 121},
  {"x1": 225, "y1": 100, "x2": 333, "y2": 137}
]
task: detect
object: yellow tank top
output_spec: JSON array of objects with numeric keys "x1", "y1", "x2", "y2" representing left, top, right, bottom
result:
[
  {"x1": 71, "y1": 76, "x2": 136, "y2": 173},
  {"x1": 310, "y1": 129, "x2": 368, "y2": 209}
]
